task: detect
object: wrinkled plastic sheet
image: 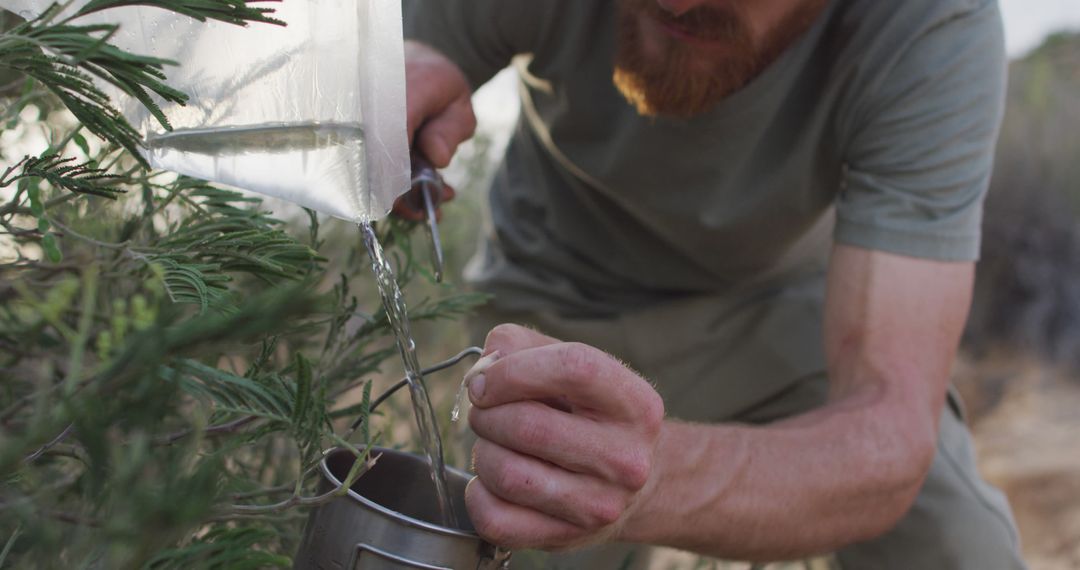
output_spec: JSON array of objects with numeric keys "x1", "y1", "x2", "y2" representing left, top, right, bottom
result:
[{"x1": 1, "y1": 0, "x2": 410, "y2": 222}]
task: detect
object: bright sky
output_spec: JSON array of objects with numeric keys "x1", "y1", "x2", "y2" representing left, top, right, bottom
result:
[{"x1": 1001, "y1": 0, "x2": 1080, "y2": 56}]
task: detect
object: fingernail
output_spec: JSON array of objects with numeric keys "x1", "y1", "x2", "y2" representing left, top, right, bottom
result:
[{"x1": 469, "y1": 374, "x2": 486, "y2": 401}]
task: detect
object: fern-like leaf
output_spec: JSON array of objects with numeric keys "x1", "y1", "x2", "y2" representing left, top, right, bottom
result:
[
  {"x1": 0, "y1": 154, "x2": 125, "y2": 199},
  {"x1": 1, "y1": 44, "x2": 148, "y2": 159},
  {"x1": 175, "y1": 359, "x2": 292, "y2": 423},
  {"x1": 75, "y1": 0, "x2": 286, "y2": 27},
  {"x1": 150, "y1": 257, "x2": 231, "y2": 313},
  {"x1": 23, "y1": 22, "x2": 187, "y2": 127},
  {"x1": 146, "y1": 526, "x2": 291, "y2": 569}
]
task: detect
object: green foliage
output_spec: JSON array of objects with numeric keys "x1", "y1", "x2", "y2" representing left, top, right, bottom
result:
[
  {"x1": 74, "y1": 0, "x2": 285, "y2": 27},
  {"x1": 147, "y1": 181, "x2": 325, "y2": 311},
  {"x1": 0, "y1": 150, "x2": 124, "y2": 264},
  {"x1": 0, "y1": 1, "x2": 486, "y2": 567},
  {"x1": 146, "y1": 526, "x2": 292, "y2": 569},
  {"x1": 1, "y1": 153, "x2": 124, "y2": 199},
  {"x1": 0, "y1": 165, "x2": 480, "y2": 567}
]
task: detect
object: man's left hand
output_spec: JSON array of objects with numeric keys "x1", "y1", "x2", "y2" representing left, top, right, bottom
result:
[{"x1": 464, "y1": 324, "x2": 665, "y2": 550}]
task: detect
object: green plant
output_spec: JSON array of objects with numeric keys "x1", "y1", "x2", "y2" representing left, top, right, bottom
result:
[{"x1": 0, "y1": 2, "x2": 484, "y2": 567}]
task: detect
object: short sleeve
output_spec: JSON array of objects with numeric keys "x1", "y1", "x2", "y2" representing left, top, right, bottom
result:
[
  {"x1": 835, "y1": 1, "x2": 1007, "y2": 261},
  {"x1": 403, "y1": 0, "x2": 537, "y2": 90}
]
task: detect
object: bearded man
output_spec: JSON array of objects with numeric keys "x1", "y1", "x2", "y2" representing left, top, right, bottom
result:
[{"x1": 401, "y1": 0, "x2": 1027, "y2": 568}]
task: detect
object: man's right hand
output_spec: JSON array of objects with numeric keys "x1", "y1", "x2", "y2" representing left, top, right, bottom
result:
[{"x1": 406, "y1": 41, "x2": 477, "y2": 168}]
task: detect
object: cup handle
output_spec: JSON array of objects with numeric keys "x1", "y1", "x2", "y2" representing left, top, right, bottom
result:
[{"x1": 348, "y1": 542, "x2": 453, "y2": 570}]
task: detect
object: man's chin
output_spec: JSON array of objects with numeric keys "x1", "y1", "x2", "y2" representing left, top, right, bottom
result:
[
  {"x1": 613, "y1": 69, "x2": 707, "y2": 118},
  {"x1": 613, "y1": 55, "x2": 749, "y2": 119},
  {"x1": 613, "y1": 7, "x2": 758, "y2": 118}
]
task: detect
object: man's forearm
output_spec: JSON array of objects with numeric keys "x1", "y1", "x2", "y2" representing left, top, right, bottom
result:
[{"x1": 617, "y1": 388, "x2": 939, "y2": 561}]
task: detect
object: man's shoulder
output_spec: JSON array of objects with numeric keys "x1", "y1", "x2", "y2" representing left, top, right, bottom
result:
[
  {"x1": 830, "y1": 0, "x2": 1000, "y2": 58},
  {"x1": 823, "y1": 0, "x2": 1002, "y2": 104},
  {"x1": 837, "y1": 0, "x2": 998, "y2": 30}
]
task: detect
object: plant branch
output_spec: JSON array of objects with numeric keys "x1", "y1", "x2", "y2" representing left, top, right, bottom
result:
[
  {"x1": 214, "y1": 451, "x2": 378, "y2": 519},
  {"x1": 155, "y1": 415, "x2": 259, "y2": 446},
  {"x1": 22, "y1": 423, "x2": 73, "y2": 464},
  {"x1": 0, "y1": 501, "x2": 102, "y2": 528},
  {"x1": 228, "y1": 483, "x2": 294, "y2": 501}
]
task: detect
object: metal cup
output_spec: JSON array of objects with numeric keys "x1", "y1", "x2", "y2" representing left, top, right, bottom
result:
[{"x1": 294, "y1": 446, "x2": 510, "y2": 569}]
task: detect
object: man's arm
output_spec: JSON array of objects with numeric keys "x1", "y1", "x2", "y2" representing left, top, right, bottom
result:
[
  {"x1": 617, "y1": 243, "x2": 971, "y2": 559},
  {"x1": 465, "y1": 244, "x2": 973, "y2": 560}
]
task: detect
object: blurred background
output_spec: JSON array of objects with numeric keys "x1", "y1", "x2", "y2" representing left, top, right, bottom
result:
[
  {"x1": 1, "y1": 1, "x2": 1076, "y2": 568},
  {"x1": 424, "y1": 2, "x2": 1080, "y2": 567}
]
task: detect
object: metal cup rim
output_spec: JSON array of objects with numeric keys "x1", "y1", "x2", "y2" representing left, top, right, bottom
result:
[{"x1": 319, "y1": 446, "x2": 481, "y2": 540}]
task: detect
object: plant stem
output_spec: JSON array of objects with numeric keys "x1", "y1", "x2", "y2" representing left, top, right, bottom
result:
[
  {"x1": 219, "y1": 451, "x2": 378, "y2": 517},
  {"x1": 22, "y1": 423, "x2": 72, "y2": 464},
  {"x1": 63, "y1": 265, "x2": 97, "y2": 395},
  {"x1": 155, "y1": 415, "x2": 259, "y2": 446}
]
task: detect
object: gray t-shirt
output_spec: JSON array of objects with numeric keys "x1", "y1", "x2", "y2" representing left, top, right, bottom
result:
[
  {"x1": 405, "y1": 0, "x2": 1006, "y2": 318},
  {"x1": 405, "y1": 0, "x2": 1006, "y2": 404}
]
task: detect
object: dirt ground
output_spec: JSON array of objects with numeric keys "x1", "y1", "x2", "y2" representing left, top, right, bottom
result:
[{"x1": 955, "y1": 351, "x2": 1080, "y2": 570}]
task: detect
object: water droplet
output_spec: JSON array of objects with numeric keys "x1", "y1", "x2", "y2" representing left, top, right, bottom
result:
[{"x1": 451, "y1": 376, "x2": 469, "y2": 423}]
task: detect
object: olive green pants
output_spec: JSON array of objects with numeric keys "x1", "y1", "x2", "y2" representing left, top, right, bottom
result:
[{"x1": 464, "y1": 294, "x2": 1028, "y2": 570}]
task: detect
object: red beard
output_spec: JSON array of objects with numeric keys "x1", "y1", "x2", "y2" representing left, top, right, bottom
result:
[{"x1": 613, "y1": 0, "x2": 825, "y2": 118}]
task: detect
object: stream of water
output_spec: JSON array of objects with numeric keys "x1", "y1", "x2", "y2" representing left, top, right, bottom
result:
[{"x1": 359, "y1": 222, "x2": 459, "y2": 530}]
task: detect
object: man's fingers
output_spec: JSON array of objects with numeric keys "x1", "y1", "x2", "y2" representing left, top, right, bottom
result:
[
  {"x1": 391, "y1": 191, "x2": 427, "y2": 221},
  {"x1": 465, "y1": 477, "x2": 584, "y2": 550},
  {"x1": 390, "y1": 183, "x2": 457, "y2": 222},
  {"x1": 406, "y1": 77, "x2": 468, "y2": 143},
  {"x1": 430, "y1": 184, "x2": 456, "y2": 222},
  {"x1": 405, "y1": 41, "x2": 476, "y2": 166},
  {"x1": 472, "y1": 439, "x2": 627, "y2": 530},
  {"x1": 440, "y1": 183, "x2": 456, "y2": 203},
  {"x1": 415, "y1": 98, "x2": 476, "y2": 168},
  {"x1": 470, "y1": 401, "x2": 652, "y2": 490},
  {"x1": 405, "y1": 42, "x2": 468, "y2": 138},
  {"x1": 470, "y1": 341, "x2": 663, "y2": 424}
]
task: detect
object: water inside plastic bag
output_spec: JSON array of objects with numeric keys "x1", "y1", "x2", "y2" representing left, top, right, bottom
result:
[{"x1": 144, "y1": 122, "x2": 373, "y2": 219}]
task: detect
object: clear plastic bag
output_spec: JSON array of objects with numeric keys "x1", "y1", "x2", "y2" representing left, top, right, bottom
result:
[{"x1": 2, "y1": 0, "x2": 410, "y2": 222}]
